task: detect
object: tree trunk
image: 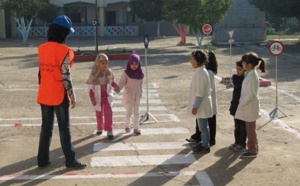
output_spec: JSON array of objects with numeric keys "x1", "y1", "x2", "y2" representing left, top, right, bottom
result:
[
  {"x1": 191, "y1": 28, "x2": 203, "y2": 48},
  {"x1": 14, "y1": 17, "x2": 32, "y2": 45},
  {"x1": 157, "y1": 21, "x2": 161, "y2": 37},
  {"x1": 172, "y1": 24, "x2": 187, "y2": 45}
]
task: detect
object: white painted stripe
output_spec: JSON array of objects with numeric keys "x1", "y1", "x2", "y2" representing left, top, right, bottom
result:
[
  {"x1": 195, "y1": 170, "x2": 214, "y2": 186},
  {"x1": 113, "y1": 106, "x2": 167, "y2": 112},
  {"x1": 0, "y1": 114, "x2": 179, "y2": 121},
  {"x1": 91, "y1": 154, "x2": 197, "y2": 167},
  {"x1": 260, "y1": 109, "x2": 300, "y2": 139},
  {"x1": 113, "y1": 99, "x2": 162, "y2": 104},
  {"x1": 0, "y1": 119, "x2": 178, "y2": 127},
  {"x1": 269, "y1": 86, "x2": 300, "y2": 103},
  {"x1": 111, "y1": 127, "x2": 189, "y2": 136},
  {"x1": 0, "y1": 86, "x2": 159, "y2": 92},
  {"x1": 114, "y1": 93, "x2": 159, "y2": 99},
  {"x1": 0, "y1": 171, "x2": 211, "y2": 181},
  {"x1": 93, "y1": 142, "x2": 190, "y2": 151}
]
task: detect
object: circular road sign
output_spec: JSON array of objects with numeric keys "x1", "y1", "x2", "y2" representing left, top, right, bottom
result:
[
  {"x1": 268, "y1": 41, "x2": 284, "y2": 56},
  {"x1": 202, "y1": 24, "x2": 212, "y2": 35}
]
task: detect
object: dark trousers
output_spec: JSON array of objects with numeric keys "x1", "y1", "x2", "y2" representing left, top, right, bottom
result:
[
  {"x1": 234, "y1": 118, "x2": 247, "y2": 147},
  {"x1": 37, "y1": 95, "x2": 76, "y2": 166},
  {"x1": 191, "y1": 115, "x2": 216, "y2": 145}
]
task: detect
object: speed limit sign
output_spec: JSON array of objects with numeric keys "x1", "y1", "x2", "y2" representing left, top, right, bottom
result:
[{"x1": 269, "y1": 41, "x2": 284, "y2": 56}]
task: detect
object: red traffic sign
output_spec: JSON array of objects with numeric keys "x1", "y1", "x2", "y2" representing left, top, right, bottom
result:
[
  {"x1": 268, "y1": 41, "x2": 284, "y2": 56},
  {"x1": 202, "y1": 24, "x2": 212, "y2": 35}
]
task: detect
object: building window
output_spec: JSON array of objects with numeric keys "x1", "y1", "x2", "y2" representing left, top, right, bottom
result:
[{"x1": 64, "y1": 7, "x2": 87, "y2": 25}]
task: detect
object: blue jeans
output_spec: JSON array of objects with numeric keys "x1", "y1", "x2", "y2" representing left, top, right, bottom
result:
[
  {"x1": 197, "y1": 118, "x2": 210, "y2": 148},
  {"x1": 37, "y1": 95, "x2": 76, "y2": 166}
]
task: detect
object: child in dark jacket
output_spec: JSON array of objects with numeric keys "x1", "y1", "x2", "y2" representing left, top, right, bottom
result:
[{"x1": 229, "y1": 60, "x2": 247, "y2": 151}]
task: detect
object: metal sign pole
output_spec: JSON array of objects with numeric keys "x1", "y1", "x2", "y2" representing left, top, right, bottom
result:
[
  {"x1": 269, "y1": 41, "x2": 286, "y2": 119},
  {"x1": 139, "y1": 34, "x2": 158, "y2": 124},
  {"x1": 226, "y1": 30, "x2": 235, "y2": 89}
]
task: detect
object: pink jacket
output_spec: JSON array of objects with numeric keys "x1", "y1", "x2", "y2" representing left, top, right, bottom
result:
[{"x1": 118, "y1": 72, "x2": 143, "y2": 106}]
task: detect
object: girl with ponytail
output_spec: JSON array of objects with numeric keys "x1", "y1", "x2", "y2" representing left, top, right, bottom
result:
[{"x1": 235, "y1": 52, "x2": 267, "y2": 158}]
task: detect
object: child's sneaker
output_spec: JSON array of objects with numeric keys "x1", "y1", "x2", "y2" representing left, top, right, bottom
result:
[
  {"x1": 96, "y1": 130, "x2": 102, "y2": 135},
  {"x1": 107, "y1": 131, "x2": 114, "y2": 140},
  {"x1": 229, "y1": 143, "x2": 237, "y2": 150},
  {"x1": 134, "y1": 129, "x2": 141, "y2": 135},
  {"x1": 233, "y1": 145, "x2": 246, "y2": 152},
  {"x1": 125, "y1": 127, "x2": 131, "y2": 133},
  {"x1": 240, "y1": 151, "x2": 257, "y2": 158}
]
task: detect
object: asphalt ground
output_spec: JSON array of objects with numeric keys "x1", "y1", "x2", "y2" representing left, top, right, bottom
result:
[{"x1": 0, "y1": 36, "x2": 299, "y2": 186}]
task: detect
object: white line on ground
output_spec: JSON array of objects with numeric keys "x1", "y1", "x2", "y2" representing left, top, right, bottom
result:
[
  {"x1": 112, "y1": 106, "x2": 167, "y2": 112},
  {"x1": 0, "y1": 113, "x2": 179, "y2": 122},
  {"x1": 93, "y1": 142, "x2": 191, "y2": 151},
  {"x1": 113, "y1": 99, "x2": 162, "y2": 104},
  {"x1": 195, "y1": 170, "x2": 214, "y2": 186},
  {"x1": 91, "y1": 154, "x2": 197, "y2": 167},
  {"x1": 0, "y1": 171, "x2": 213, "y2": 185},
  {"x1": 260, "y1": 109, "x2": 300, "y2": 139}
]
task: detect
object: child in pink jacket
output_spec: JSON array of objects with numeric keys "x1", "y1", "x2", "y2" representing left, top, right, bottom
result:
[{"x1": 117, "y1": 53, "x2": 144, "y2": 135}]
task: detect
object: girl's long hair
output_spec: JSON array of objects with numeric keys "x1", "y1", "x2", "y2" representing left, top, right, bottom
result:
[{"x1": 241, "y1": 52, "x2": 266, "y2": 73}]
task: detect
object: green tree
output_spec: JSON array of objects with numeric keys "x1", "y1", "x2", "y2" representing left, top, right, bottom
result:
[
  {"x1": 164, "y1": 0, "x2": 234, "y2": 48},
  {"x1": 1, "y1": 0, "x2": 50, "y2": 44},
  {"x1": 248, "y1": 0, "x2": 300, "y2": 27},
  {"x1": 130, "y1": 0, "x2": 164, "y2": 37}
]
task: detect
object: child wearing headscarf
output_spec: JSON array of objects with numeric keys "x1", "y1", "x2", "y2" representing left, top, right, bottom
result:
[
  {"x1": 117, "y1": 53, "x2": 144, "y2": 135},
  {"x1": 86, "y1": 53, "x2": 119, "y2": 139}
]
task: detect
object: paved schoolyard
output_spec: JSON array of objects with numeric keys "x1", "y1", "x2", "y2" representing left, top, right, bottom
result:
[{"x1": 0, "y1": 36, "x2": 299, "y2": 186}]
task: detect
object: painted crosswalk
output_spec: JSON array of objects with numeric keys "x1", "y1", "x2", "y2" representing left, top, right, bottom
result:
[
  {"x1": 0, "y1": 84, "x2": 214, "y2": 185},
  {"x1": 93, "y1": 142, "x2": 190, "y2": 151},
  {"x1": 91, "y1": 154, "x2": 197, "y2": 167}
]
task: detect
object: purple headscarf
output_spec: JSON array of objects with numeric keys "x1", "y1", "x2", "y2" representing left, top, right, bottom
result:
[{"x1": 125, "y1": 53, "x2": 144, "y2": 80}]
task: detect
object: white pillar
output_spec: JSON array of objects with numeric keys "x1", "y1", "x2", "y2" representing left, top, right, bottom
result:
[{"x1": 99, "y1": 0, "x2": 105, "y2": 36}]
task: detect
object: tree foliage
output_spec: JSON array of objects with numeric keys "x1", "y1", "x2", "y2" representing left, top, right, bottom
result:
[
  {"x1": 130, "y1": 0, "x2": 164, "y2": 22},
  {"x1": 1, "y1": 0, "x2": 45, "y2": 18},
  {"x1": 163, "y1": 0, "x2": 233, "y2": 47},
  {"x1": 1, "y1": 0, "x2": 52, "y2": 44},
  {"x1": 164, "y1": 0, "x2": 234, "y2": 30},
  {"x1": 248, "y1": 0, "x2": 300, "y2": 19}
]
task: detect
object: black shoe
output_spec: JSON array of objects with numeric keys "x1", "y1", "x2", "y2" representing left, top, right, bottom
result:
[
  {"x1": 193, "y1": 142, "x2": 202, "y2": 149},
  {"x1": 193, "y1": 146, "x2": 210, "y2": 153},
  {"x1": 96, "y1": 130, "x2": 103, "y2": 135},
  {"x1": 38, "y1": 162, "x2": 51, "y2": 169},
  {"x1": 66, "y1": 160, "x2": 87, "y2": 169},
  {"x1": 186, "y1": 137, "x2": 200, "y2": 143},
  {"x1": 210, "y1": 141, "x2": 216, "y2": 146}
]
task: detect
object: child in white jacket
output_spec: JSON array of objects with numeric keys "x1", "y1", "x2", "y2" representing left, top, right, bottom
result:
[
  {"x1": 235, "y1": 52, "x2": 266, "y2": 158},
  {"x1": 117, "y1": 53, "x2": 144, "y2": 135},
  {"x1": 86, "y1": 53, "x2": 119, "y2": 140},
  {"x1": 188, "y1": 50, "x2": 213, "y2": 153}
]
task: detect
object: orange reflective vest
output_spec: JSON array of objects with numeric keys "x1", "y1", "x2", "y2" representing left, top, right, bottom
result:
[{"x1": 37, "y1": 42, "x2": 74, "y2": 106}]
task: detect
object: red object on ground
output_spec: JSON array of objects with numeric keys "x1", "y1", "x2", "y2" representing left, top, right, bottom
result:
[{"x1": 14, "y1": 123, "x2": 22, "y2": 127}]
